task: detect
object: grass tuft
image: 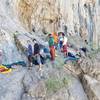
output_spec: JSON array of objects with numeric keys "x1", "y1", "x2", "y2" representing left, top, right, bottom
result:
[{"x1": 45, "y1": 77, "x2": 69, "y2": 93}]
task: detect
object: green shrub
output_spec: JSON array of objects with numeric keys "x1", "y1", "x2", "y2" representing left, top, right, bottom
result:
[{"x1": 45, "y1": 77, "x2": 68, "y2": 93}]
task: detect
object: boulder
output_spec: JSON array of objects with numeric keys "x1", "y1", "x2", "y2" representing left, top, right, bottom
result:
[
  {"x1": 21, "y1": 64, "x2": 88, "y2": 100},
  {"x1": 0, "y1": 67, "x2": 27, "y2": 100},
  {"x1": 82, "y1": 75, "x2": 100, "y2": 100}
]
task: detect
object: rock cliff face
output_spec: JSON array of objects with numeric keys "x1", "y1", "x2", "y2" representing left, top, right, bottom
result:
[
  {"x1": 17, "y1": 0, "x2": 100, "y2": 48},
  {"x1": 0, "y1": 0, "x2": 100, "y2": 46},
  {"x1": 0, "y1": 0, "x2": 100, "y2": 100}
]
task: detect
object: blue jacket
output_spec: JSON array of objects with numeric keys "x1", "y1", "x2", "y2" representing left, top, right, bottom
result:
[{"x1": 27, "y1": 44, "x2": 32, "y2": 56}]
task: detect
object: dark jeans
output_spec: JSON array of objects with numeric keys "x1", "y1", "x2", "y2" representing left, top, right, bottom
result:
[
  {"x1": 59, "y1": 41, "x2": 63, "y2": 49},
  {"x1": 32, "y1": 54, "x2": 45, "y2": 65}
]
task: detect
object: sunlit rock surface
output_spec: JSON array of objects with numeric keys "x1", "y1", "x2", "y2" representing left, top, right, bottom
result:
[
  {"x1": 83, "y1": 75, "x2": 100, "y2": 100},
  {"x1": 17, "y1": 0, "x2": 100, "y2": 48}
]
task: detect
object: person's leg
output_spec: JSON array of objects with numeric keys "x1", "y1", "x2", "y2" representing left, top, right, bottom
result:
[
  {"x1": 52, "y1": 47, "x2": 55, "y2": 60},
  {"x1": 36, "y1": 54, "x2": 42, "y2": 71},
  {"x1": 50, "y1": 46, "x2": 55, "y2": 61},
  {"x1": 63, "y1": 45, "x2": 67, "y2": 57},
  {"x1": 50, "y1": 47, "x2": 52, "y2": 60},
  {"x1": 63, "y1": 51, "x2": 67, "y2": 58},
  {"x1": 36, "y1": 54, "x2": 44, "y2": 78},
  {"x1": 55, "y1": 43, "x2": 58, "y2": 50},
  {"x1": 28, "y1": 55, "x2": 32, "y2": 68},
  {"x1": 40, "y1": 55, "x2": 46, "y2": 64},
  {"x1": 60, "y1": 41, "x2": 63, "y2": 49}
]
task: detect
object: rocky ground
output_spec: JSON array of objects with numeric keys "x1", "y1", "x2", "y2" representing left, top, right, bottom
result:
[
  {"x1": 0, "y1": 55, "x2": 88, "y2": 100},
  {"x1": 0, "y1": 28, "x2": 100, "y2": 100},
  {"x1": 0, "y1": 0, "x2": 100, "y2": 100},
  {"x1": 1, "y1": 31, "x2": 100, "y2": 100},
  {"x1": 0, "y1": 40, "x2": 100, "y2": 100}
]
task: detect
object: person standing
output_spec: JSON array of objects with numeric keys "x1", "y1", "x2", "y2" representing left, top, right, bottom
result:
[
  {"x1": 62, "y1": 33, "x2": 68, "y2": 57},
  {"x1": 58, "y1": 32, "x2": 63, "y2": 50},
  {"x1": 33, "y1": 39, "x2": 42, "y2": 71},
  {"x1": 48, "y1": 34, "x2": 55, "y2": 62},
  {"x1": 52, "y1": 32, "x2": 58, "y2": 49}
]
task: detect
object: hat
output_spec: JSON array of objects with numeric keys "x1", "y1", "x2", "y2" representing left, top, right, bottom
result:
[
  {"x1": 33, "y1": 39, "x2": 36, "y2": 42},
  {"x1": 48, "y1": 33, "x2": 52, "y2": 37},
  {"x1": 62, "y1": 32, "x2": 65, "y2": 36}
]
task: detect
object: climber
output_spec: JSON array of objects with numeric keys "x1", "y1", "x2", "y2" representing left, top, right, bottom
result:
[
  {"x1": 64, "y1": 52, "x2": 80, "y2": 64},
  {"x1": 48, "y1": 34, "x2": 55, "y2": 62},
  {"x1": 58, "y1": 32, "x2": 64, "y2": 50},
  {"x1": 52, "y1": 32, "x2": 58, "y2": 49},
  {"x1": 64, "y1": 47, "x2": 80, "y2": 63},
  {"x1": 27, "y1": 40, "x2": 33, "y2": 68},
  {"x1": 33, "y1": 39, "x2": 42, "y2": 71},
  {"x1": 79, "y1": 40, "x2": 89, "y2": 57},
  {"x1": 62, "y1": 33, "x2": 68, "y2": 57}
]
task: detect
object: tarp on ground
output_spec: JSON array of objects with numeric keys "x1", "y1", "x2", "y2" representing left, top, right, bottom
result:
[{"x1": 0, "y1": 65, "x2": 12, "y2": 74}]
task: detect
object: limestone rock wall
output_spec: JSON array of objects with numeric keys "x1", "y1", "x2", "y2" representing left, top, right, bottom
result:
[
  {"x1": 0, "y1": 0, "x2": 100, "y2": 66},
  {"x1": 0, "y1": 0, "x2": 100, "y2": 48},
  {"x1": 16, "y1": 0, "x2": 100, "y2": 48}
]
